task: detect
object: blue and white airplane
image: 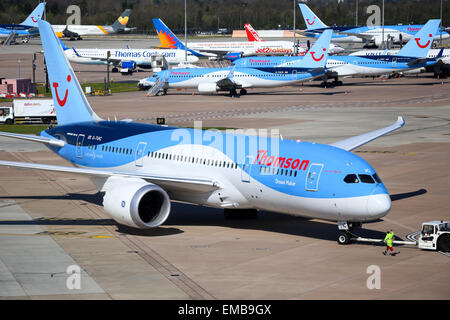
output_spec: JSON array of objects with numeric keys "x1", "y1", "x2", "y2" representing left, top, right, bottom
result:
[
  {"x1": 139, "y1": 30, "x2": 333, "y2": 96},
  {"x1": 234, "y1": 20, "x2": 442, "y2": 86},
  {"x1": 299, "y1": 3, "x2": 449, "y2": 47},
  {"x1": 0, "y1": 20, "x2": 406, "y2": 244},
  {"x1": 0, "y1": 2, "x2": 46, "y2": 43}
]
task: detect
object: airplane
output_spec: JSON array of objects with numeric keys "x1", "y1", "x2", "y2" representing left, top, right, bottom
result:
[
  {"x1": 0, "y1": 20, "x2": 405, "y2": 245},
  {"x1": 0, "y1": 2, "x2": 46, "y2": 44},
  {"x1": 243, "y1": 23, "x2": 345, "y2": 55},
  {"x1": 139, "y1": 30, "x2": 333, "y2": 96},
  {"x1": 153, "y1": 18, "x2": 299, "y2": 60},
  {"x1": 349, "y1": 48, "x2": 450, "y2": 78},
  {"x1": 233, "y1": 20, "x2": 442, "y2": 87},
  {"x1": 51, "y1": 9, "x2": 135, "y2": 40},
  {"x1": 59, "y1": 39, "x2": 199, "y2": 75},
  {"x1": 299, "y1": 3, "x2": 449, "y2": 47}
]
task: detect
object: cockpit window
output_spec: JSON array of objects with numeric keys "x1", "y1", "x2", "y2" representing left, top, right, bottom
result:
[
  {"x1": 358, "y1": 174, "x2": 375, "y2": 184},
  {"x1": 344, "y1": 174, "x2": 359, "y2": 183},
  {"x1": 373, "y1": 173, "x2": 381, "y2": 183}
]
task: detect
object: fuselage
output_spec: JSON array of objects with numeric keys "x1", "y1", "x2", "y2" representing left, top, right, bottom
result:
[
  {"x1": 40, "y1": 121, "x2": 391, "y2": 222},
  {"x1": 139, "y1": 67, "x2": 325, "y2": 90},
  {"x1": 52, "y1": 24, "x2": 117, "y2": 36},
  {"x1": 350, "y1": 48, "x2": 450, "y2": 65},
  {"x1": 63, "y1": 48, "x2": 199, "y2": 68},
  {"x1": 0, "y1": 25, "x2": 39, "y2": 39}
]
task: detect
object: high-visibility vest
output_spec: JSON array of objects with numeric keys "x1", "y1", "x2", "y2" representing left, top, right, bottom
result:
[{"x1": 384, "y1": 232, "x2": 394, "y2": 246}]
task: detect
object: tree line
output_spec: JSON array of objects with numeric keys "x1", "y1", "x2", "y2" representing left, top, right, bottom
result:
[{"x1": 0, "y1": 0, "x2": 448, "y2": 34}]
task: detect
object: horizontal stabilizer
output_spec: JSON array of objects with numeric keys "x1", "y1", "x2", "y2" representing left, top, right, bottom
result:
[
  {"x1": 0, "y1": 131, "x2": 65, "y2": 147},
  {"x1": 330, "y1": 117, "x2": 405, "y2": 151}
]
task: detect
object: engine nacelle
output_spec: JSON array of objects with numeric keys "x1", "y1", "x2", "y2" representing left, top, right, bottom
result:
[
  {"x1": 121, "y1": 61, "x2": 136, "y2": 69},
  {"x1": 198, "y1": 82, "x2": 219, "y2": 93},
  {"x1": 225, "y1": 52, "x2": 243, "y2": 61},
  {"x1": 103, "y1": 178, "x2": 171, "y2": 229}
]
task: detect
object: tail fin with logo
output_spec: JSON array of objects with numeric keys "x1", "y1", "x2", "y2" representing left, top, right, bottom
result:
[
  {"x1": 397, "y1": 19, "x2": 440, "y2": 58},
  {"x1": 38, "y1": 20, "x2": 101, "y2": 125},
  {"x1": 111, "y1": 9, "x2": 132, "y2": 31},
  {"x1": 152, "y1": 18, "x2": 185, "y2": 49},
  {"x1": 296, "y1": 29, "x2": 332, "y2": 69},
  {"x1": 244, "y1": 24, "x2": 263, "y2": 42},
  {"x1": 298, "y1": 3, "x2": 328, "y2": 31},
  {"x1": 20, "y1": 2, "x2": 46, "y2": 27}
]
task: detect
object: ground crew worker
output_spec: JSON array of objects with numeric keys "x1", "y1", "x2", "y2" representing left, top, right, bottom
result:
[{"x1": 383, "y1": 229, "x2": 395, "y2": 255}]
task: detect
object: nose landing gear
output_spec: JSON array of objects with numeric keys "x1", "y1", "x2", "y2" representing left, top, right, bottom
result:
[{"x1": 337, "y1": 221, "x2": 362, "y2": 245}]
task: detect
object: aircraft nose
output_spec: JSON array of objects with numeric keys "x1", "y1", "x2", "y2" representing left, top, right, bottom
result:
[{"x1": 366, "y1": 192, "x2": 391, "y2": 219}]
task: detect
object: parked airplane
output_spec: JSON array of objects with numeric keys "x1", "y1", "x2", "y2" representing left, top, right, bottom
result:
[
  {"x1": 233, "y1": 20, "x2": 442, "y2": 86},
  {"x1": 153, "y1": 18, "x2": 298, "y2": 60},
  {"x1": 140, "y1": 30, "x2": 333, "y2": 96},
  {"x1": 52, "y1": 9, "x2": 135, "y2": 40},
  {"x1": 0, "y1": 2, "x2": 45, "y2": 44},
  {"x1": 299, "y1": 3, "x2": 449, "y2": 47},
  {"x1": 0, "y1": 20, "x2": 405, "y2": 244},
  {"x1": 59, "y1": 39, "x2": 199, "y2": 74},
  {"x1": 350, "y1": 48, "x2": 450, "y2": 77},
  {"x1": 243, "y1": 23, "x2": 345, "y2": 55}
]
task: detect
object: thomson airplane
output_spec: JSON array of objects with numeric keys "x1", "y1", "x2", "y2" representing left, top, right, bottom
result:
[
  {"x1": 153, "y1": 18, "x2": 298, "y2": 60},
  {"x1": 233, "y1": 20, "x2": 442, "y2": 86},
  {"x1": 243, "y1": 23, "x2": 345, "y2": 55},
  {"x1": 0, "y1": 20, "x2": 405, "y2": 244},
  {"x1": 350, "y1": 48, "x2": 450, "y2": 77},
  {"x1": 139, "y1": 30, "x2": 333, "y2": 96},
  {"x1": 0, "y1": 2, "x2": 45, "y2": 43},
  {"x1": 299, "y1": 3, "x2": 449, "y2": 47},
  {"x1": 52, "y1": 9, "x2": 135, "y2": 40},
  {"x1": 59, "y1": 39, "x2": 199, "y2": 74}
]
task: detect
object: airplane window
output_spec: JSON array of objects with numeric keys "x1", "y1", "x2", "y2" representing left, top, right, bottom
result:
[
  {"x1": 294, "y1": 171, "x2": 297, "y2": 177},
  {"x1": 358, "y1": 174, "x2": 375, "y2": 184},
  {"x1": 344, "y1": 174, "x2": 359, "y2": 183},
  {"x1": 373, "y1": 173, "x2": 381, "y2": 183}
]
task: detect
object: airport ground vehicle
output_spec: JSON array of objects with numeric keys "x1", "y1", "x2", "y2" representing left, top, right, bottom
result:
[
  {"x1": 339, "y1": 220, "x2": 450, "y2": 253},
  {"x1": 0, "y1": 99, "x2": 56, "y2": 124}
]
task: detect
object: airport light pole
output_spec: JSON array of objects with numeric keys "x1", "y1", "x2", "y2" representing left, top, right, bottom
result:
[
  {"x1": 355, "y1": 0, "x2": 358, "y2": 26},
  {"x1": 185, "y1": 0, "x2": 187, "y2": 62},
  {"x1": 382, "y1": 0, "x2": 385, "y2": 49},
  {"x1": 440, "y1": 0, "x2": 443, "y2": 45},
  {"x1": 293, "y1": 0, "x2": 296, "y2": 55}
]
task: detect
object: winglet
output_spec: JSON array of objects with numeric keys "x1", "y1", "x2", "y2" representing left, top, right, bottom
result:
[{"x1": 330, "y1": 117, "x2": 405, "y2": 152}]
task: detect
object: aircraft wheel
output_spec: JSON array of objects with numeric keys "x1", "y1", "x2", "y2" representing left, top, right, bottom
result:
[
  {"x1": 337, "y1": 231, "x2": 351, "y2": 245},
  {"x1": 240, "y1": 88, "x2": 247, "y2": 95},
  {"x1": 112, "y1": 67, "x2": 119, "y2": 73}
]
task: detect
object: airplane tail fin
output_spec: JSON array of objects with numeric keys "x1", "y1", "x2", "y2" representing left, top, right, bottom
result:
[
  {"x1": 111, "y1": 9, "x2": 132, "y2": 31},
  {"x1": 244, "y1": 24, "x2": 263, "y2": 42},
  {"x1": 298, "y1": 3, "x2": 328, "y2": 31},
  {"x1": 297, "y1": 29, "x2": 332, "y2": 68},
  {"x1": 397, "y1": 19, "x2": 441, "y2": 58},
  {"x1": 152, "y1": 18, "x2": 185, "y2": 49},
  {"x1": 38, "y1": 20, "x2": 101, "y2": 125},
  {"x1": 20, "y1": 2, "x2": 46, "y2": 27}
]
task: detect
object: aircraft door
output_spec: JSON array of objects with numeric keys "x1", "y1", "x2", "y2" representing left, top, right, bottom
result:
[
  {"x1": 292, "y1": 69, "x2": 298, "y2": 80},
  {"x1": 241, "y1": 155, "x2": 254, "y2": 183},
  {"x1": 392, "y1": 57, "x2": 397, "y2": 68},
  {"x1": 135, "y1": 142, "x2": 147, "y2": 167},
  {"x1": 76, "y1": 134, "x2": 85, "y2": 158},
  {"x1": 305, "y1": 163, "x2": 324, "y2": 191}
]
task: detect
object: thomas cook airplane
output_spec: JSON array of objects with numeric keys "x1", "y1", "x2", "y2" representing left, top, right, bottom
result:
[{"x1": 0, "y1": 20, "x2": 405, "y2": 244}]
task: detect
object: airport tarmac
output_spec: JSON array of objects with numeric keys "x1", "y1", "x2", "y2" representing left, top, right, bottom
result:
[{"x1": 0, "y1": 38, "x2": 450, "y2": 300}]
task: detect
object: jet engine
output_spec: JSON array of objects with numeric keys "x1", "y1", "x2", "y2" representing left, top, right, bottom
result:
[
  {"x1": 198, "y1": 83, "x2": 219, "y2": 93},
  {"x1": 225, "y1": 52, "x2": 243, "y2": 61},
  {"x1": 103, "y1": 179, "x2": 171, "y2": 228}
]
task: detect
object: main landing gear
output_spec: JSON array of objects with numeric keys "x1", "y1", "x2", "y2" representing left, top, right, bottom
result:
[
  {"x1": 229, "y1": 88, "x2": 247, "y2": 97},
  {"x1": 320, "y1": 77, "x2": 343, "y2": 88},
  {"x1": 337, "y1": 221, "x2": 362, "y2": 245}
]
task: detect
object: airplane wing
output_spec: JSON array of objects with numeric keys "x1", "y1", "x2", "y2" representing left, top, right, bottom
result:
[
  {"x1": 329, "y1": 117, "x2": 405, "y2": 151},
  {"x1": 0, "y1": 160, "x2": 219, "y2": 193},
  {"x1": 336, "y1": 31, "x2": 374, "y2": 41}
]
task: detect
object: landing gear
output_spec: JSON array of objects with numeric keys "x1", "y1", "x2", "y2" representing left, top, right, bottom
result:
[
  {"x1": 320, "y1": 81, "x2": 334, "y2": 88},
  {"x1": 224, "y1": 208, "x2": 258, "y2": 219},
  {"x1": 229, "y1": 88, "x2": 240, "y2": 98},
  {"x1": 112, "y1": 67, "x2": 119, "y2": 73},
  {"x1": 337, "y1": 221, "x2": 352, "y2": 245},
  {"x1": 332, "y1": 79, "x2": 343, "y2": 86},
  {"x1": 239, "y1": 88, "x2": 247, "y2": 95}
]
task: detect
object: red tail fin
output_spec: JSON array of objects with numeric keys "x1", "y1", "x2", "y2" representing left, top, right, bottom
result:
[{"x1": 244, "y1": 23, "x2": 263, "y2": 42}]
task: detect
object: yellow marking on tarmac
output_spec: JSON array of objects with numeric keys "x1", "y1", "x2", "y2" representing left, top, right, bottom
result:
[{"x1": 97, "y1": 25, "x2": 109, "y2": 34}]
